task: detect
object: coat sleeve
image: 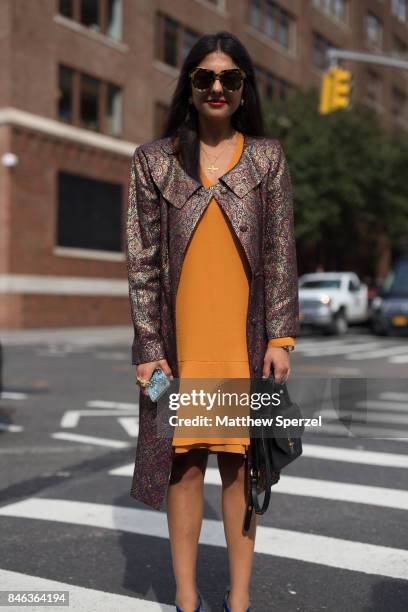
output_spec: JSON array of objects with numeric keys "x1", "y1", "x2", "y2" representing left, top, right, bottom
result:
[
  {"x1": 264, "y1": 140, "x2": 299, "y2": 340},
  {"x1": 126, "y1": 146, "x2": 166, "y2": 366}
]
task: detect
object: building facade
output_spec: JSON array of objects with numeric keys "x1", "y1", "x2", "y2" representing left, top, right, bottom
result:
[{"x1": 0, "y1": 0, "x2": 407, "y2": 328}]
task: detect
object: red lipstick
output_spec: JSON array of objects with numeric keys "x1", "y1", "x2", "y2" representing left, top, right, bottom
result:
[{"x1": 206, "y1": 101, "x2": 227, "y2": 107}]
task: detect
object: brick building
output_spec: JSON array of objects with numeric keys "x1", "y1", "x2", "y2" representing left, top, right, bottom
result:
[{"x1": 0, "y1": 0, "x2": 407, "y2": 328}]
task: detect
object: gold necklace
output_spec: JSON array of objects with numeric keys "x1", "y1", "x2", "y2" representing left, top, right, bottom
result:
[{"x1": 200, "y1": 132, "x2": 237, "y2": 173}]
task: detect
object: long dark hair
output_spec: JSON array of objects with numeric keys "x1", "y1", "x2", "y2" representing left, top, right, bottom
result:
[{"x1": 161, "y1": 31, "x2": 264, "y2": 182}]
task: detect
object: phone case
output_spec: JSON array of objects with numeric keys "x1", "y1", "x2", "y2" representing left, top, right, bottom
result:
[{"x1": 147, "y1": 368, "x2": 171, "y2": 402}]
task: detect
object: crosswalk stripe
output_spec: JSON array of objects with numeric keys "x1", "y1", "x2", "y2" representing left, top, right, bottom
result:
[
  {"x1": 320, "y1": 408, "x2": 408, "y2": 426},
  {"x1": 0, "y1": 423, "x2": 23, "y2": 432},
  {"x1": 354, "y1": 400, "x2": 408, "y2": 413},
  {"x1": 109, "y1": 443, "x2": 408, "y2": 475},
  {"x1": 1, "y1": 498, "x2": 407, "y2": 580},
  {"x1": 0, "y1": 568, "x2": 173, "y2": 611},
  {"x1": 308, "y1": 422, "x2": 408, "y2": 439},
  {"x1": 51, "y1": 432, "x2": 131, "y2": 448},
  {"x1": 302, "y1": 443, "x2": 408, "y2": 467},
  {"x1": 60, "y1": 410, "x2": 135, "y2": 428},
  {"x1": 118, "y1": 417, "x2": 139, "y2": 437},
  {"x1": 389, "y1": 354, "x2": 408, "y2": 364},
  {"x1": 0, "y1": 392, "x2": 28, "y2": 400},
  {"x1": 300, "y1": 342, "x2": 383, "y2": 357},
  {"x1": 347, "y1": 345, "x2": 408, "y2": 360},
  {"x1": 108, "y1": 464, "x2": 408, "y2": 510},
  {"x1": 297, "y1": 340, "x2": 354, "y2": 350},
  {"x1": 381, "y1": 392, "x2": 408, "y2": 401},
  {"x1": 86, "y1": 400, "x2": 138, "y2": 410}
]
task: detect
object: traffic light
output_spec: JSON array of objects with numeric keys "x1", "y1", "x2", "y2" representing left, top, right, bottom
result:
[
  {"x1": 331, "y1": 67, "x2": 352, "y2": 110},
  {"x1": 319, "y1": 66, "x2": 352, "y2": 115},
  {"x1": 319, "y1": 69, "x2": 334, "y2": 115}
]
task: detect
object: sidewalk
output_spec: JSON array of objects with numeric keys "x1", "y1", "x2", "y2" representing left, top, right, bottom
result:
[{"x1": 0, "y1": 325, "x2": 134, "y2": 346}]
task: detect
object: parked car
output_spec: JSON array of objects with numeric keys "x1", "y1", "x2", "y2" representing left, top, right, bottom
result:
[
  {"x1": 371, "y1": 259, "x2": 408, "y2": 335},
  {"x1": 298, "y1": 272, "x2": 369, "y2": 335}
]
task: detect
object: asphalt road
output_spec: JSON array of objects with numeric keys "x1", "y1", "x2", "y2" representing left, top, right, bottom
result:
[{"x1": 0, "y1": 325, "x2": 407, "y2": 612}]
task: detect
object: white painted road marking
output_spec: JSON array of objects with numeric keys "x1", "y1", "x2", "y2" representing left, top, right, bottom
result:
[
  {"x1": 0, "y1": 568, "x2": 173, "y2": 612},
  {"x1": 117, "y1": 416, "x2": 139, "y2": 437},
  {"x1": 60, "y1": 410, "x2": 137, "y2": 428},
  {"x1": 86, "y1": 400, "x2": 138, "y2": 410},
  {"x1": 320, "y1": 408, "x2": 408, "y2": 426},
  {"x1": 1, "y1": 498, "x2": 407, "y2": 580},
  {"x1": 0, "y1": 391, "x2": 28, "y2": 400},
  {"x1": 108, "y1": 464, "x2": 408, "y2": 511},
  {"x1": 302, "y1": 443, "x2": 408, "y2": 467},
  {"x1": 301, "y1": 342, "x2": 383, "y2": 357},
  {"x1": 381, "y1": 392, "x2": 408, "y2": 402},
  {"x1": 51, "y1": 432, "x2": 131, "y2": 449},
  {"x1": 347, "y1": 345, "x2": 408, "y2": 360},
  {"x1": 108, "y1": 443, "x2": 408, "y2": 472},
  {"x1": 356, "y1": 400, "x2": 408, "y2": 412},
  {"x1": 0, "y1": 422, "x2": 23, "y2": 432}
]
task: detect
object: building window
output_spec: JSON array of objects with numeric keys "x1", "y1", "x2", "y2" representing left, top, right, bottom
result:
[
  {"x1": 107, "y1": 0, "x2": 122, "y2": 40},
  {"x1": 393, "y1": 35, "x2": 408, "y2": 58},
  {"x1": 313, "y1": 32, "x2": 335, "y2": 70},
  {"x1": 58, "y1": 0, "x2": 123, "y2": 40},
  {"x1": 80, "y1": 73, "x2": 100, "y2": 131},
  {"x1": 279, "y1": 9, "x2": 289, "y2": 48},
  {"x1": 250, "y1": 0, "x2": 262, "y2": 30},
  {"x1": 249, "y1": 0, "x2": 294, "y2": 50},
  {"x1": 265, "y1": 1, "x2": 275, "y2": 38},
  {"x1": 81, "y1": 0, "x2": 99, "y2": 31},
  {"x1": 106, "y1": 84, "x2": 122, "y2": 137},
  {"x1": 163, "y1": 16, "x2": 179, "y2": 67},
  {"x1": 154, "y1": 102, "x2": 170, "y2": 139},
  {"x1": 58, "y1": 64, "x2": 122, "y2": 137},
  {"x1": 57, "y1": 172, "x2": 123, "y2": 253},
  {"x1": 365, "y1": 69, "x2": 382, "y2": 106},
  {"x1": 58, "y1": 65, "x2": 73, "y2": 123},
  {"x1": 255, "y1": 65, "x2": 292, "y2": 103},
  {"x1": 59, "y1": 0, "x2": 73, "y2": 19},
  {"x1": 312, "y1": 0, "x2": 347, "y2": 23},
  {"x1": 391, "y1": 0, "x2": 407, "y2": 23},
  {"x1": 391, "y1": 87, "x2": 407, "y2": 121},
  {"x1": 183, "y1": 29, "x2": 200, "y2": 60},
  {"x1": 366, "y1": 13, "x2": 382, "y2": 49},
  {"x1": 157, "y1": 14, "x2": 200, "y2": 69}
]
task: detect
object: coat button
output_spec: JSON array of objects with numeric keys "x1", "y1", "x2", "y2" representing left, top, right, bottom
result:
[
  {"x1": 239, "y1": 224, "x2": 248, "y2": 232},
  {"x1": 251, "y1": 317, "x2": 256, "y2": 325},
  {"x1": 254, "y1": 270, "x2": 262, "y2": 278}
]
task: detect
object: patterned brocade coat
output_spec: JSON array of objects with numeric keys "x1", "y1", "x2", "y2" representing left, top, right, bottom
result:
[{"x1": 126, "y1": 134, "x2": 299, "y2": 510}]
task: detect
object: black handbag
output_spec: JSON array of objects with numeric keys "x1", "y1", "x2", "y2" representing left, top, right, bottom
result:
[{"x1": 244, "y1": 374, "x2": 304, "y2": 531}]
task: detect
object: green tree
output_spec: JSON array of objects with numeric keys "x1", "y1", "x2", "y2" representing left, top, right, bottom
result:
[{"x1": 263, "y1": 89, "x2": 408, "y2": 276}]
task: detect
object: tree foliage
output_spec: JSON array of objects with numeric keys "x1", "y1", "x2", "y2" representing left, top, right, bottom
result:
[{"x1": 263, "y1": 89, "x2": 408, "y2": 272}]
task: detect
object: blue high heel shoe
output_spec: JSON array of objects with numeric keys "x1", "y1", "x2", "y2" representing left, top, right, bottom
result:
[
  {"x1": 175, "y1": 592, "x2": 202, "y2": 612},
  {"x1": 223, "y1": 590, "x2": 250, "y2": 612}
]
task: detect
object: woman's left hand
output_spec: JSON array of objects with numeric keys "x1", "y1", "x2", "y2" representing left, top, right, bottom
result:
[{"x1": 262, "y1": 347, "x2": 291, "y2": 383}]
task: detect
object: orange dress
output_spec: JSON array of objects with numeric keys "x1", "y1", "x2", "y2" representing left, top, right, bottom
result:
[{"x1": 172, "y1": 132, "x2": 294, "y2": 455}]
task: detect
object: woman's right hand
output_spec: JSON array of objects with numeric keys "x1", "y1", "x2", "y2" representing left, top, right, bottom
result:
[{"x1": 135, "y1": 359, "x2": 174, "y2": 396}]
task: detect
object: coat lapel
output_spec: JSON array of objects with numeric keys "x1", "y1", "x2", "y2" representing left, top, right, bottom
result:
[
  {"x1": 152, "y1": 135, "x2": 272, "y2": 205},
  {"x1": 220, "y1": 135, "x2": 272, "y2": 197},
  {"x1": 148, "y1": 139, "x2": 202, "y2": 208}
]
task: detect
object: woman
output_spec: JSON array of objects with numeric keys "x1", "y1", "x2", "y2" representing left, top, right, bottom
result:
[{"x1": 126, "y1": 31, "x2": 298, "y2": 612}]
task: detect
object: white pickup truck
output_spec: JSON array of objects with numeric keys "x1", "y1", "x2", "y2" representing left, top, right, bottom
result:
[{"x1": 298, "y1": 272, "x2": 369, "y2": 334}]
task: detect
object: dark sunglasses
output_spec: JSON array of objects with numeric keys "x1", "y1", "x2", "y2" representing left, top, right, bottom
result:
[{"x1": 189, "y1": 67, "x2": 246, "y2": 92}]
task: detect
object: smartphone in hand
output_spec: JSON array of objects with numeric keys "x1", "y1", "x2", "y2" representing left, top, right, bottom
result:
[{"x1": 147, "y1": 368, "x2": 171, "y2": 402}]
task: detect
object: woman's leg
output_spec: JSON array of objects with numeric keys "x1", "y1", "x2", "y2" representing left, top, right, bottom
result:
[
  {"x1": 218, "y1": 452, "x2": 256, "y2": 612},
  {"x1": 167, "y1": 448, "x2": 209, "y2": 611}
]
